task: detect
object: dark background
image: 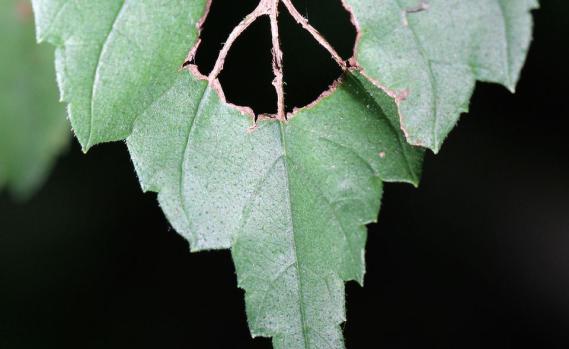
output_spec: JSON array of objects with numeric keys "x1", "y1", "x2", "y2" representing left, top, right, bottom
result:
[{"x1": 1, "y1": 1, "x2": 568, "y2": 348}]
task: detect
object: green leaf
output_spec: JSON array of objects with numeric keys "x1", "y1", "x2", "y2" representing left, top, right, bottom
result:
[
  {"x1": 127, "y1": 71, "x2": 422, "y2": 347},
  {"x1": 0, "y1": 0, "x2": 68, "y2": 197},
  {"x1": 351, "y1": 0, "x2": 538, "y2": 152},
  {"x1": 32, "y1": 0, "x2": 206, "y2": 149},
  {"x1": 32, "y1": 0, "x2": 533, "y2": 347}
]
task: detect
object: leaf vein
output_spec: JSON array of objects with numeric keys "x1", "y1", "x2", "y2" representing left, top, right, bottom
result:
[{"x1": 87, "y1": 0, "x2": 128, "y2": 147}]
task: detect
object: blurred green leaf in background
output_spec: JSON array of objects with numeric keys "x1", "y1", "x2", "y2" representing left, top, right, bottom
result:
[{"x1": 0, "y1": 0, "x2": 68, "y2": 198}]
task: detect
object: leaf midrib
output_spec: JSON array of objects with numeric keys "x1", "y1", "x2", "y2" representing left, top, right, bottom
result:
[
  {"x1": 178, "y1": 82, "x2": 211, "y2": 238},
  {"x1": 87, "y1": 0, "x2": 127, "y2": 148},
  {"x1": 391, "y1": 0, "x2": 440, "y2": 149},
  {"x1": 278, "y1": 122, "x2": 311, "y2": 349}
]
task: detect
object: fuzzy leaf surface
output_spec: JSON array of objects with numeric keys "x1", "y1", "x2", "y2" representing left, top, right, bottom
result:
[{"x1": 351, "y1": 0, "x2": 537, "y2": 151}]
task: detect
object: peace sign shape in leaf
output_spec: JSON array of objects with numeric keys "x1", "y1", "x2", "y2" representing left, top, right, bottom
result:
[{"x1": 32, "y1": 0, "x2": 535, "y2": 347}]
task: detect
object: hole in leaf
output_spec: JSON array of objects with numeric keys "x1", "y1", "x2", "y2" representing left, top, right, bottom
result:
[
  {"x1": 288, "y1": 0, "x2": 358, "y2": 61},
  {"x1": 193, "y1": 0, "x2": 260, "y2": 76},
  {"x1": 279, "y1": 1, "x2": 342, "y2": 112},
  {"x1": 190, "y1": 0, "x2": 359, "y2": 118},
  {"x1": 219, "y1": 17, "x2": 278, "y2": 115}
]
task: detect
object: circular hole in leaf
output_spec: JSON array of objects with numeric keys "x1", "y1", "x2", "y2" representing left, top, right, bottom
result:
[{"x1": 189, "y1": 0, "x2": 358, "y2": 118}]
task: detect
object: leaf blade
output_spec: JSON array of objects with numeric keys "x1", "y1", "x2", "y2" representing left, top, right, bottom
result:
[
  {"x1": 350, "y1": 0, "x2": 538, "y2": 151},
  {"x1": 128, "y1": 70, "x2": 422, "y2": 348},
  {"x1": 32, "y1": 0, "x2": 205, "y2": 149}
]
